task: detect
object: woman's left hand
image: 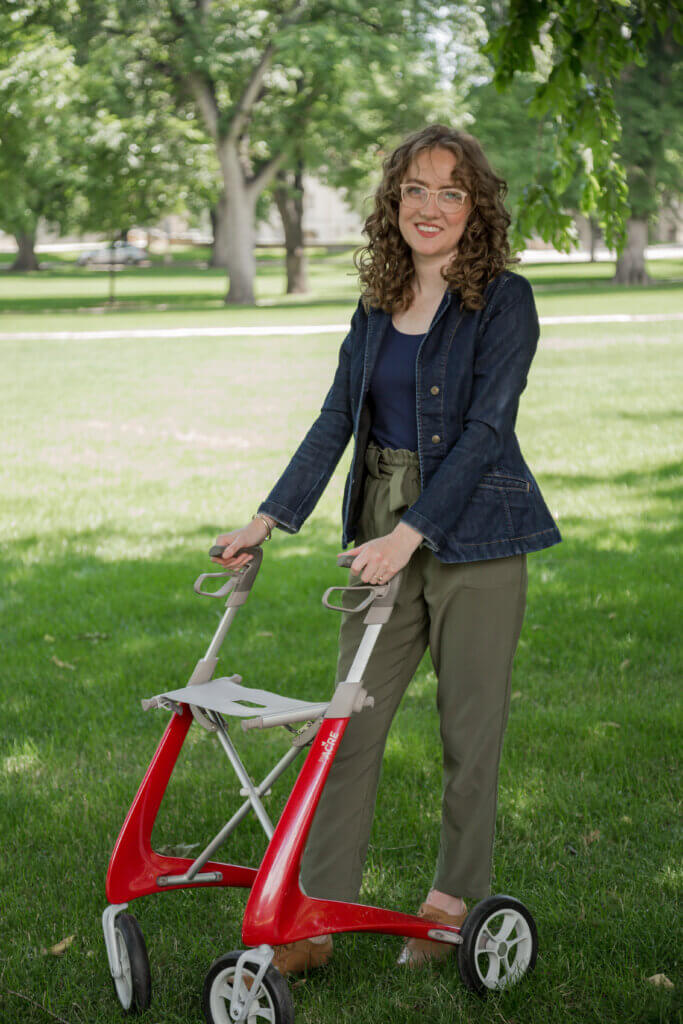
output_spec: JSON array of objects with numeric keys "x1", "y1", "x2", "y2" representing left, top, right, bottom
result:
[{"x1": 341, "y1": 522, "x2": 424, "y2": 584}]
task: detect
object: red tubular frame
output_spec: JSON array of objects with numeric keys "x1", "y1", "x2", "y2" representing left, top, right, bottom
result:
[
  {"x1": 106, "y1": 707, "x2": 256, "y2": 904},
  {"x1": 242, "y1": 717, "x2": 462, "y2": 948},
  {"x1": 106, "y1": 708, "x2": 462, "y2": 950}
]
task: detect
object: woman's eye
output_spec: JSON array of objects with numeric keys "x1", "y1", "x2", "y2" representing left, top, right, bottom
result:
[
  {"x1": 443, "y1": 190, "x2": 465, "y2": 203},
  {"x1": 405, "y1": 186, "x2": 425, "y2": 197}
]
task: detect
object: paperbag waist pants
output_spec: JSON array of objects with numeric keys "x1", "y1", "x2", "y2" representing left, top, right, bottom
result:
[{"x1": 300, "y1": 442, "x2": 528, "y2": 900}]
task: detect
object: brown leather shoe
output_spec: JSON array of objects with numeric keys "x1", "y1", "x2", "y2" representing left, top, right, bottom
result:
[
  {"x1": 271, "y1": 936, "x2": 333, "y2": 975},
  {"x1": 397, "y1": 901, "x2": 468, "y2": 967}
]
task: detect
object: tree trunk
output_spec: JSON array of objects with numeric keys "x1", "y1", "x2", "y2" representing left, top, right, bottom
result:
[
  {"x1": 210, "y1": 194, "x2": 230, "y2": 268},
  {"x1": 614, "y1": 218, "x2": 650, "y2": 284},
  {"x1": 274, "y1": 165, "x2": 308, "y2": 294},
  {"x1": 11, "y1": 232, "x2": 39, "y2": 271},
  {"x1": 217, "y1": 143, "x2": 258, "y2": 304},
  {"x1": 224, "y1": 189, "x2": 257, "y2": 304},
  {"x1": 588, "y1": 217, "x2": 600, "y2": 262}
]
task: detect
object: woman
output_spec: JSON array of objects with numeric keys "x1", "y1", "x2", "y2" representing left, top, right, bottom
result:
[{"x1": 213, "y1": 124, "x2": 561, "y2": 973}]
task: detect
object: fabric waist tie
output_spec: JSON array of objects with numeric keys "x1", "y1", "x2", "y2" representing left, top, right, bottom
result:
[{"x1": 365, "y1": 442, "x2": 421, "y2": 512}]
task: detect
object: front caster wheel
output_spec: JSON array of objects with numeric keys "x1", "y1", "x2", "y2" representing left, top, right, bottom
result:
[
  {"x1": 112, "y1": 913, "x2": 151, "y2": 1014},
  {"x1": 203, "y1": 951, "x2": 294, "y2": 1024},
  {"x1": 457, "y1": 894, "x2": 538, "y2": 996}
]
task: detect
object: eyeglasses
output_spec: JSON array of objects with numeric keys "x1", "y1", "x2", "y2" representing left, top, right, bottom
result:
[{"x1": 399, "y1": 183, "x2": 468, "y2": 212}]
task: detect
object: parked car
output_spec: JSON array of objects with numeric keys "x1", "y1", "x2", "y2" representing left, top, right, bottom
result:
[{"x1": 76, "y1": 241, "x2": 147, "y2": 266}]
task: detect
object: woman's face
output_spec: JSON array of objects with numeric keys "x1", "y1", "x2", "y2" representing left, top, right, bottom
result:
[{"x1": 398, "y1": 146, "x2": 472, "y2": 262}]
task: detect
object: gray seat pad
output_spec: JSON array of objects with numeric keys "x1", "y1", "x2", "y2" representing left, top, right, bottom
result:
[{"x1": 142, "y1": 675, "x2": 326, "y2": 719}]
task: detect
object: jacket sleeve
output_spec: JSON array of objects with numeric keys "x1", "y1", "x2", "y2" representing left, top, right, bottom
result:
[
  {"x1": 400, "y1": 275, "x2": 540, "y2": 552},
  {"x1": 257, "y1": 303, "x2": 361, "y2": 533}
]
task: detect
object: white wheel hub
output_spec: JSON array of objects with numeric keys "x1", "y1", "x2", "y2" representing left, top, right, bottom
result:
[
  {"x1": 473, "y1": 907, "x2": 533, "y2": 990},
  {"x1": 209, "y1": 965, "x2": 276, "y2": 1024}
]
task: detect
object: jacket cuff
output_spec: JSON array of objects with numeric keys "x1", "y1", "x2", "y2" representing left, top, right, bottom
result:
[
  {"x1": 400, "y1": 508, "x2": 444, "y2": 553},
  {"x1": 257, "y1": 501, "x2": 300, "y2": 535}
]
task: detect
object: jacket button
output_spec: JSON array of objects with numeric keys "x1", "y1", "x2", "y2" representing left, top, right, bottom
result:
[
  {"x1": 430, "y1": 385, "x2": 440, "y2": 395},
  {"x1": 431, "y1": 434, "x2": 441, "y2": 444}
]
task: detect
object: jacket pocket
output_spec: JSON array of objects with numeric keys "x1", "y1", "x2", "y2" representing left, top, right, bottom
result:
[
  {"x1": 478, "y1": 471, "x2": 530, "y2": 493},
  {"x1": 452, "y1": 483, "x2": 512, "y2": 544}
]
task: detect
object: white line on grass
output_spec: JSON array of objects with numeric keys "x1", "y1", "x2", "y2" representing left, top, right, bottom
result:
[{"x1": 1, "y1": 312, "x2": 682, "y2": 341}]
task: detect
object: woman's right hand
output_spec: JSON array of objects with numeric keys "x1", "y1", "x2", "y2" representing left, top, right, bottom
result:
[{"x1": 211, "y1": 516, "x2": 274, "y2": 569}]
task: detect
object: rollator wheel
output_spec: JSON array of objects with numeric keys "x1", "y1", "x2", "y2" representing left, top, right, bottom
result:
[
  {"x1": 111, "y1": 913, "x2": 152, "y2": 1014},
  {"x1": 457, "y1": 894, "x2": 538, "y2": 996},
  {"x1": 203, "y1": 951, "x2": 294, "y2": 1024}
]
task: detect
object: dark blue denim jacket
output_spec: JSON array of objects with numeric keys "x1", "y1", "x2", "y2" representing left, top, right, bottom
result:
[{"x1": 259, "y1": 270, "x2": 561, "y2": 562}]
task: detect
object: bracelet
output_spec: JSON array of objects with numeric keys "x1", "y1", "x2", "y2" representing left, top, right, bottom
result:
[{"x1": 252, "y1": 513, "x2": 273, "y2": 541}]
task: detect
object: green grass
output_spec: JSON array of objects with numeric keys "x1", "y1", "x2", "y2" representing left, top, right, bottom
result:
[
  {"x1": 0, "y1": 260, "x2": 681, "y2": 1024},
  {"x1": 0, "y1": 251, "x2": 681, "y2": 331}
]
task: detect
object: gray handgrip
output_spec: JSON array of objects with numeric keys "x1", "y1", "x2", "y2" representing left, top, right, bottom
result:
[
  {"x1": 210, "y1": 544, "x2": 261, "y2": 560},
  {"x1": 336, "y1": 554, "x2": 355, "y2": 568},
  {"x1": 195, "y1": 546, "x2": 263, "y2": 600}
]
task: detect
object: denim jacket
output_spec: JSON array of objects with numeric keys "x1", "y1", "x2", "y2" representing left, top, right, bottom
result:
[{"x1": 259, "y1": 270, "x2": 561, "y2": 562}]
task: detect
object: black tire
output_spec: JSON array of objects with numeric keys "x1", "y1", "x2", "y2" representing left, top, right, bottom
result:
[
  {"x1": 203, "y1": 951, "x2": 294, "y2": 1024},
  {"x1": 457, "y1": 894, "x2": 538, "y2": 997},
  {"x1": 111, "y1": 912, "x2": 152, "y2": 1015}
]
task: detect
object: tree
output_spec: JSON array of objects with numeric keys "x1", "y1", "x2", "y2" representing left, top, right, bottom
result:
[
  {"x1": 483, "y1": 0, "x2": 683, "y2": 256},
  {"x1": 612, "y1": 26, "x2": 683, "y2": 283},
  {"x1": 60, "y1": 0, "x2": 479, "y2": 305},
  {"x1": 76, "y1": 37, "x2": 216, "y2": 249},
  {"x1": 0, "y1": 29, "x2": 84, "y2": 269},
  {"x1": 267, "y1": 5, "x2": 482, "y2": 294},
  {"x1": 466, "y1": 75, "x2": 567, "y2": 252},
  {"x1": 0, "y1": 8, "x2": 215, "y2": 273}
]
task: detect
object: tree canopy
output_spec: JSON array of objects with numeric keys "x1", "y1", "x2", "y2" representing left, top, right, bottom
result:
[{"x1": 484, "y1": 0, "x2": 683, "y2": 253}]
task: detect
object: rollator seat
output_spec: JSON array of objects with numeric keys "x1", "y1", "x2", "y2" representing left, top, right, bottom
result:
[{"x1": 141, "y1": 675, "x2": 327, "y2": 721}]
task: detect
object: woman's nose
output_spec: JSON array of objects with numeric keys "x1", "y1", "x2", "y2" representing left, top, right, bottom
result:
[{"x1": 421, "y1": 192, "x2": 441, "y2": 216}]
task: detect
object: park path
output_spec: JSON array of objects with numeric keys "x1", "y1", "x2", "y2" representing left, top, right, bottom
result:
[{"x1": 1, "y1": 312, "x2": 682, "y2": 341}]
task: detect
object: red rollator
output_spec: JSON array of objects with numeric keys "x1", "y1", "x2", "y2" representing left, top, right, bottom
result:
[{"x1": 102, "y1": 547, "x2": 538, "y2": 1022}]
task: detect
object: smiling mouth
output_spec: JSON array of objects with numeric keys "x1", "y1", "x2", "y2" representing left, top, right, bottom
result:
[{"x1": 414, "y1": 223, "x2": 443, "y2": 235}]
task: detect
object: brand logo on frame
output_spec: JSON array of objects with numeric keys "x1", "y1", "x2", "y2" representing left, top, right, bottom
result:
[{"x1": 318, "y1": 730, "x2": 340, "y2": 764}]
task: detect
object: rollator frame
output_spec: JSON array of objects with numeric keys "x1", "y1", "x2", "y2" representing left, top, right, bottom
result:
[{"x1": 102, "y1": 545, "x2": 538, "y2": 1020}]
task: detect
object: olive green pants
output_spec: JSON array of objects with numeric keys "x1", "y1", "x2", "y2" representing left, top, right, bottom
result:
[{"x1": 300, "y1": 443, "x2": 527, "y2": 901}]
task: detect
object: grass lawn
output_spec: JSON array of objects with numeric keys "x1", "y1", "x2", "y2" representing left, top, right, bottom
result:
[{"x1": 0, "y1": 259, "x2": 681, "y2": 1024}]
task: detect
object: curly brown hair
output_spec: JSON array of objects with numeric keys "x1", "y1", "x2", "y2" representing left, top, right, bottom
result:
[{"x1": 354, "y1": 124, "x2": 517, "y2": 313}]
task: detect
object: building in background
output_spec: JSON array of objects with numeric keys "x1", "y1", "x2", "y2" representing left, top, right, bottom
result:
[{"x1": 256, "y1": 176, "x2": 365, "y2": 246}]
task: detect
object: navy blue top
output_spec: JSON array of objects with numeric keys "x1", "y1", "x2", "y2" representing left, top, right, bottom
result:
[{"x1": 368, "y1": 322, "x2": 425, "y2": 451}]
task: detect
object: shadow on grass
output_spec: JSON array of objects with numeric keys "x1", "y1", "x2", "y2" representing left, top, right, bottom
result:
[
  {"x1": 2, "y1": 496, "x2": 678, "y2": 797},
  {"x1": 0, "y1": 252, "x2": 360, "y2": 316},
  {"x1": 0, "y1": 290, "x2": 359, "y2": 318},
  {"x1": 538, "y1": 458, "x2": 683, "y2": 497},
  {"x1": 1, "y1": 257, "x2": 680, "y2": 318},
  {"x1": 528, "y1": 273, "x2": 683, "y2": 293}
]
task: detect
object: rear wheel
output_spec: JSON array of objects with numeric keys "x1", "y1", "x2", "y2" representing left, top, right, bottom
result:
[
  {"x1": 111, "y1": 913, "x2": 151, "y2": 1014},
  {"x1": 457, "y1": 895, "x2": 538, "y2": 996},
  {"x1": 203, "y1": 951, "x2": 294, "y2": 1024}
]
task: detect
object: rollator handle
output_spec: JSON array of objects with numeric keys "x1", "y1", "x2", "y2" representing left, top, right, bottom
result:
[
  {"x1": 323, "y1": 564, "x2": 402, "y2": 623},
  {"x1": 195, "y1": 546, "x2": 263, "y2": 599},
  {"x1": 322, "y1": 586, "x2": 379, "y2": 614}
]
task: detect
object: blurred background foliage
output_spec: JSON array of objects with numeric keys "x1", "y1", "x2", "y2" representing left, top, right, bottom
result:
[{"x1": 0, "y1": 0, "x2": 681, "y2": 297}]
